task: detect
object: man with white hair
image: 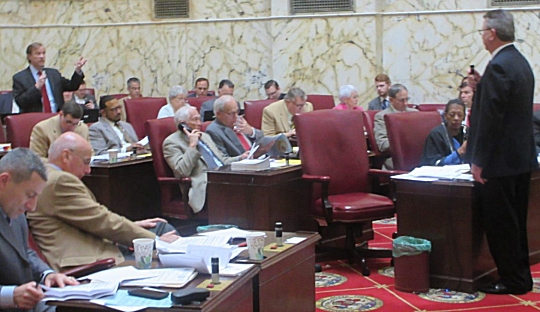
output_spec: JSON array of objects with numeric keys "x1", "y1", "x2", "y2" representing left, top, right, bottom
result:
[{"x1": 157, "y1": 85, "x2": 188, "y2": 119}]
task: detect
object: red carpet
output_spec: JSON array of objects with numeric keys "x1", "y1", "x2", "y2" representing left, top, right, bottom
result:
[{"x1": 315, "y1": 218, "x2": 540, "y2": 311}]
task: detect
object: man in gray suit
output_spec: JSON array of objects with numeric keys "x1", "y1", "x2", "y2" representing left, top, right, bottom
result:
[
  {"x1": 13, "y1": 42, "x2": 86, "y2": 113},
  {"x1": 367, "y1": 74, "x2": 391, "y2": 111},
  {"x1": 206, "y1": 95, "x2": 264, "y2": 157},
  {"x1": 200, "y1": 79, "x2": 235, "y2": 121},
  {"x1": 0, "y1": 148, "x2": 77, "y2": 311},
  {"x1": 89, "y1": 95, "x2": 142, "y2": 155}
]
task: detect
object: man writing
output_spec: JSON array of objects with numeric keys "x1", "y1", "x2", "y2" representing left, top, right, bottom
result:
[
  {"x1": 261, "y1": 87, "x2": 313, "y2": 137},
  {"x1": 467, "y1": 9, "x2": 538, "y2": 295},
  {"x1": 13, "y1": 42, "x2": 86, "y2": 113},
  {"x1": 0, "y1": 148, "x2": 78, "y2": 311}
]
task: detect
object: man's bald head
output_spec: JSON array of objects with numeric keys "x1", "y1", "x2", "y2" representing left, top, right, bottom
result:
[{"x1": 48, "y1": 133, "x2": 93, "y2": 179}]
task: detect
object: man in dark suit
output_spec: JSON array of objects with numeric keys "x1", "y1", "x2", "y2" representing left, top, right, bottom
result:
[
  {"x1": 200, "y1": 79, "x2": 235, "y2": 121},
  {"x1": 206, "y1": 95, "x2": 264, "y2": 157},
  {"x1": 367, "y1": 74, "x2": 391, "y2": 110},
  {"x1": 13, "y1": 42, "x2": 86, "y2": 113},
  {"x1": 467, "y1": 9, "x2": 538, "y2": 295},
  {"x1": 187, "y1": 77, "x2": 213, "y2": 98},
  {"x1": 264, "y1": 80, "x2": 286, "y2": 100},
  {"x1": 0, "y1": 148, "x2": 77, "y2": 311}
]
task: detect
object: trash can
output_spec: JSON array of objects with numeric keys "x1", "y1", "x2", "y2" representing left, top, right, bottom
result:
[{"x1": 393, "y1": 236, "x2": 431, "y2": 293}]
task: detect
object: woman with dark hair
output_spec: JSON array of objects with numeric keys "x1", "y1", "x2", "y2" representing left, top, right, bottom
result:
[{"x1": 420, "y1": 99, "x2": 467, "y2": 166}]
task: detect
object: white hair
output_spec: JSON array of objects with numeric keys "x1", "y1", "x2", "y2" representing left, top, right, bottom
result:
[
  {"x1": 168, "y1": 85, "x2": 187, "y2": 100},
  {"x1": 173, "y1": 104, "x2": 195, "y2": 125},
  {"x1": 338, "y1": 85, "x2": 358, "y2": 102}
]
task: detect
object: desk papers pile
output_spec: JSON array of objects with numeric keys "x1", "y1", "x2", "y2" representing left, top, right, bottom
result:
[
  {"x1": 393, "y1": 164, "x2": 473, "y2": 181},
  {"x1": 42, "y1": 282, "x2": 119, "y2": 301},
  {"x1": 81, "y1": 266, "x2": 197, "y2": 288},
  {"x1": 231, "y1": 157, "x2": 271, "y2": 171}
]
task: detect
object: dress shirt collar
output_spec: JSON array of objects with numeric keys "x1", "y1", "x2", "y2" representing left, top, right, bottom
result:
[
  {"x1": 491, "y1": 43, "x2": 513, "y2": 60},
  {"x1": 29, "y1": 65, "x2": 42, "y2": 79},
  {"x1": 103, "y1": 117, "x2": 117, "y2": 128}
]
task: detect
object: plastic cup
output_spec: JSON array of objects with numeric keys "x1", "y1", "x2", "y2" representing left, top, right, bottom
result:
[
  {"x1": 133, "y1": 238, "x2": 154, "y2": 269},
  {"x1": 246, "y1": 232, "x2": 265, "y2": 260},
  {"x1": 107, "y1": 149, "x2": 119, "y2": 163}
]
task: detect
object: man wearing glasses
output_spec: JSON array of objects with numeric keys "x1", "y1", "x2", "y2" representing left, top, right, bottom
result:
[
  {"x1": 374, "y1": 83, "x2": 418, "y2": 169},
  {"x1": 29, "y1": 102, "x2": 89, "y2": 158},
  {"x1": 89, "y1": 95, "x2": 142, "y2": 155},
  {"x1": 261, "y1": 87, "x2": 313, "y2": 137},
  {"x1": 187, "y1": 77, "x2": 213, "y2": 98}
]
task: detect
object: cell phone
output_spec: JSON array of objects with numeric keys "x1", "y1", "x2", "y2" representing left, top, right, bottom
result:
[
  {"x1": 470, "y1": 64, "x2": 475, "y2": 74},
  {"x1": 128, "y1": 287, "x2": 169, "y2": 300},
  {"x1": 178, "y1": 123, "x2": 193, "y2": 132}
]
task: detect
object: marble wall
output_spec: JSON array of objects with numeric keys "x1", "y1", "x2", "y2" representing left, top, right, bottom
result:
[{"x1": 0, "y1": 0, "x2": 539, "y2": 108}]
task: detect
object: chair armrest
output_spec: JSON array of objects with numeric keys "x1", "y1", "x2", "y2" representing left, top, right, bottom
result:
[
  {"x1": 302, "y1": 174, "x2": 333, "y2": 220},
  {"x1": 369, "y1": 169, "x2": 408, "y2": 178},
  {"x1": 62, "y1": 258, "x2": 116, "y2": 278},
  {"x1": 302, "y1": 174, "x2": 330, "y2": 183},
  {"x1": 158, "y1": 177, "x2": 191, "y2": 185}
]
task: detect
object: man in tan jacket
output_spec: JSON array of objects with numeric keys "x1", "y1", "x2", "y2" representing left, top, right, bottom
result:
[
  {"x1": 27, "y1": 132, "x2": 179, "y2": 271},
  {"x1": 29, "y1": 102, "x2": 89, "y2": 159},
  {"x1": 261, "y1": 87, "x2": 313, "y2": 137}
]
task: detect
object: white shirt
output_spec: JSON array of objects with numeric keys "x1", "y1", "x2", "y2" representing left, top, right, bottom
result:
[
  {"x1": 30, "y1": 65, "x2": 57, "y2": 112},
  {"x1": 157, "y1": 104, "x2": 175, "y2": 119}
]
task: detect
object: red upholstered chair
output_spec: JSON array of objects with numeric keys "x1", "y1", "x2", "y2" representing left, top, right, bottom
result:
[
  {"x1": 417, "y1": 104, "x2": 446, "y2": 112},
  {"x1": 306, "y1": 94, "x2": 335, "y2": 110},
  {"x1": 295, "y1": 110, "x2": 395, "y2": 275},
  {"x1": 186, "y1": 96, "x2": 216, "y2": 113},
  {"x1": 385, "y1": 111, "x2": 443, "y2": 171},
  {"x1": 362, "y1": 110, "x2": 390, "y2": 169},
  {"x1": 244, "y1": 99, "x2": 277, "y2": 129},
  {"x1": 200, "y1": 121, "x2": 212, "y2": 132},
  {"x1": 5, "y1": 113, "x2": 57, "y2": 148},
  {"x1": 534, "y1": 104, "x2": 540, "y2": 111},
  {"x1": 188, "y1": 90, "x2": 216, "y2": 96},
  {"x1": 124, "y1": 97, "x2": 168, "y2": 139},
  {"x1": 146, "y1": 118, "x2": 206, "y2": 220}
]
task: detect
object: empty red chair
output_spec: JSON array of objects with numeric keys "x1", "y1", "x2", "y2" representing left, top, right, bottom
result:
[
  {"x1": 124, "y1": 97, "x2": 168, "y2": 139},
  {"x1": 243, "y1": 99, "x2": 278, "y2": 129},
  {"x1": 5, "y1": 113, "x2": 57, "y2": 148}
]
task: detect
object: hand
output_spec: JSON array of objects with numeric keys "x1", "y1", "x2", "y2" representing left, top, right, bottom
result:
[
  {"x1": 457, "y1": 140, "x2": 467, "y2": 157},
  {"x1": 75, "y1": 56, "x2": 87, "y2": 73},
  {"x1": 44, "y1": 272, "x2": 79, "y2": 288},
  {"x1": 234, "y1": 116, "x2": 253, "y2": 135},
  {"x1": 135, "y1": 217, "x2": 168, "y2": 229},
  {"x1": 159, "y1": 230, "x2": 180, "y2": 243},
  {"x1": 239, "y1": 151, "x2": 250, "y2": 160},
  {"x1": 85, "y1": 100, "x2": 95, "y2": 109},
  {"x1": 13, "y1": 282, "x2": 44, "y2": 310},
  {"x1": 35, "y1": 71, "x2": 47, "y2": 89},
  {"x1": 471, "y1": 164, "x2": 487, "y2": 184},
  {"x1": 285, "y1": 129, "x2": 296, "y2": 138},
  {"x1": 467, "y1": 68, "x2": 481, "y2": 91},
  {"x1": 184, "y1": 128, "x2": 201, "y2": 148},
  {"x1": 127, "y1": 143, "x2": 144, "y2": 152}
]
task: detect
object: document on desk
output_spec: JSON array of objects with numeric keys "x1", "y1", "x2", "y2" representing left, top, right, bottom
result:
[
  {"x1": 159, "y1": 252, "x2": 254, "y2": 276},
  {"x1": 393, "y1": 164, "x2": 472, "y2": 181},
  {"x1": 156, "y1": 235, "x2": 231, "y2": 253},
  {"x1": 121, "y1": 268, "x2": 197, "y2": 288},
  {"x1": 42, "y1": 281, "x2": 119, "y2": 301},
  {"x1": 197, "y1": 227, "x2": 253, "y2": 239},
  {"x1": 160, "y1": 245, "x2": 231, "y2": 271},
  {"x1": 81, "y1": 266, "x2": 158, "y2": 284}
]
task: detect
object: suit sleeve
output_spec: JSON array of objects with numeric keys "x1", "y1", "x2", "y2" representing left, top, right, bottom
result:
[
  {"x1": 89, "y1": 125, "x2": 111, "y2": 155},
  {"x1": 205, "y1": 128, "x2": 229, "y2": 157},
  {"x1": 470, "y1": 64, "x2": 510, "y2": 168},
  {"x1": 163, "y1": 135, "x2": 202, "y2": 177},
  {"x1": 51, "y1": 174, "x2": 155, "y2": 246},
  {"x1": 261, "y1": 108, "x2": 276, "y2": 136},
  {"x1": 533, "y1": 111, "x2": 540, "y2": 151},
  {"x1": 29, "y1": 124, "x2": 49, "y2": 158},
  {"x1": 374, "y1": 112, "x2": 390, "y2": 152},
  {"x1": 12, "y1": 74, "x2": 42, "y2": 112},
  {"x1": 59, "y1": 71, "x2": 84, "y2": 92}
]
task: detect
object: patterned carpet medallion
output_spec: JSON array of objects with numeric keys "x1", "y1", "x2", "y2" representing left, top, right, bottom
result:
[
  {"x1": 418, "y1": 288, "x2": 485, "y2": 303},
  {"x1": 316, "y1": 272, "x2": 348, "y2": 288},
  {"x1": 377, "y1": 266, "x2": 394, "y2": 278},
  {"x1": 316, "y1": 295, "x2": 384, "y2": 311},
  {"x1": 533, "y1": 277, "x2": 540, "y2": 293}
]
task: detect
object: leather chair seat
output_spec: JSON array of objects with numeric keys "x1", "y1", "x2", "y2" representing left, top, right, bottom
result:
[{"x1": 315, "y1": 193, "x2": 394, "y2": 221}]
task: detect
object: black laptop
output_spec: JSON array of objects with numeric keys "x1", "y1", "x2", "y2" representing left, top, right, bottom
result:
[{"x1": 82, "y1": 109, "x2": 99, "y2": 123}]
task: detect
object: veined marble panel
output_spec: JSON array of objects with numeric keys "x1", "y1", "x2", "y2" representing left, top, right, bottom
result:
[
  {"x1": 384, "y1": 0, "x2": 487, "y2": 12},
  {"x1": 272, "y1": 17, "x2": 378, "y2": 108},
  {"x1": 191, "y1": 0, "x2": 270, "y2": 19}
]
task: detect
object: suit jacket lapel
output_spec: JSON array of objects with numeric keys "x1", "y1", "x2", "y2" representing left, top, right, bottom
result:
[
  {"x1": 279, "y1": 101, "x2": 290, "y2": 132},
  {"x1": 102, "y1": 120, "x2": 123, "y2": 146},
  {"x1": 0, "y1": 215, "x2": 29, "y2": 264}
]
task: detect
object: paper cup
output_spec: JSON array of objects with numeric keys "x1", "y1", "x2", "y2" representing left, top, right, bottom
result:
[
  {"x1": 246, "y1": 232, "x2": 265, "y2": 260},
  {"x1": 107, "y1": 149, "x2": 119, "y2": 163},
  {"x1": 133, "y1": 238, "x2": 154, "y2": 269}
]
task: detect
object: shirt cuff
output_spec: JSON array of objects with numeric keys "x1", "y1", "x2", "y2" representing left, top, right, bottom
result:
[
  {"x1": 248, "y1": 128, "x2": 256, "y2": 138},
  {"x1": 40, "y1": 270, "x2": 55, "y2": 284},
  {"x1": 0, "y1": 286, "x2": 16, "y2": 309}
]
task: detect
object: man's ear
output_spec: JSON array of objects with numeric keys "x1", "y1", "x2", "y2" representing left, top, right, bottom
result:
[{"x1": 0, "y1": 172, "x2": 11, "y2": 191}]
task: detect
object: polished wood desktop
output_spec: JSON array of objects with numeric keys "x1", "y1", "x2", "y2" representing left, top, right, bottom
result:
[
  {"x1": 394, "y1": 170, "x2": 540, "y2": 293},
  {"x1": 83, "y1": 156, "x2": 161, "y2": 220},
  {"x1": 52, "y1": 265, "x2": 258, "y2": 312},
  {"x1": 234, "y1": 231, "x2": 320, "y2": 312},
  {"x1": 206, "y1": 164, "x2": 315, "y2": 232}
]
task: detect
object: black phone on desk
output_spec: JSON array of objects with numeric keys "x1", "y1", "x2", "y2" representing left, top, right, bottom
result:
[{"x1": 128, "y1": 287, "x2": 169, "y2": 300}]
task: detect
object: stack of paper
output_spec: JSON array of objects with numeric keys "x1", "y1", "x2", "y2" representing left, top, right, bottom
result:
[
  {"x1": 231, "y1": 157, "x2": 270, "y2": 171},
  {"x1": 42, "y1": 282, "x2": 119, "y2": 301},
  {"x1": 121, "y1": 268, "x2": 197, "y2": 288}
]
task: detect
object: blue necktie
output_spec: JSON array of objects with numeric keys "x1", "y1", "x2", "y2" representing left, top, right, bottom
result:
[
  {"x1": 382, "y1": 99, "x2": 389, "y2": 110},
  {"x1": 197, "y1": 140, "x2": 223, "y2": 169}
]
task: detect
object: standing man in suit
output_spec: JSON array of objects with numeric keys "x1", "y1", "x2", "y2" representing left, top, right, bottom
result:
[
  {"x1": 467, "y1": 9, "x2": 538, "y2": 295},
  {"x1": 89, "y1": 95, "x2": 142, "y2": 155},
  {"x1": 164, "y1": 105, "x2": 251, "y2": 213},
  {"x1": 206, "y1": 95, "x2": 264, "y2": 157},
  {"x1": 261, "y1": 87, "x2": 313, "y2": 137},
  {"x1": 367, "y1": 74, "x2": 391, "y2": 111},
  {"x1": 0, "y1": 148, "x2": 77, "y2": 311},
  {"x1": 29, "y1": 102, "x2": 89, "y2": 159},
  {"x1": 13, "y1": 42, "x2": 86, "y2": 113}
]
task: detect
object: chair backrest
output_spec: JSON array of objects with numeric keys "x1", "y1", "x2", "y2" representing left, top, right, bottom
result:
[
  {"x1": 186, "y1": 96, "x2": 216, "y2": 112},
  {"x1": 295, "y1": 110, "x2": 370, "y2": 195},
  {"x1": 306, "y1": 94, "x2": 335, "y2": 111},
  {"x1": 124, "y1": 97, "x2": 168, "y2": 139},
  {"x1": 244, "y1": 99, "x2": 277, "y2": 129},
  {"x1": 201, "y1": 121, "x2": 212, "y2": 132},
  {"x1": 534, "y1": 104, "x2": 540, "y2": 111},
  {"x1": 362, "y1": 110, "x2": 381, "y2": 155},
  {"x1": 146, "y1": 117, "x2": 177, "y2": 179},
  {"x1": 188, "y1": 90, "x2": 216, "y2": 96},
  {"x1": 385, "y1": 111, "x2": 442, "y2": 171},
  {"x1": 5, "y1": 113, "x2": 57, "y2": 148},
  {"x1": 417, "y1": 104, "x2": 446, "y2": 112},
  {"x1": 0, "y1": 92, "x2": 13, "y2": 114}
]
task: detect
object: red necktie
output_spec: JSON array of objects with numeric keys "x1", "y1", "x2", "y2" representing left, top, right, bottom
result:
[
  {"x1": 236, "y1": 132, "x2": 251, "y2": 151},
  {"x1": 38, "y1": 71, "x2": 51, "y2": 113}
]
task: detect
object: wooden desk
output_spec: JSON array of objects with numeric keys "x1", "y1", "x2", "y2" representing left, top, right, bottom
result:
[
  {"x1": 83, "y1": 156, "x2": 161, "y2": 220},
  {"x1": 235, "y1": 231, "x2": 321, "y2": 312},
  {"x1": 52, "y1": 262, "x2": 259, "y2": 311},
  {"x1": 206, "y1": 165, "x2": 314, "y2": 232},
  {"x1": 394, "y1": 171, "x2": 540, "y2": 292}
]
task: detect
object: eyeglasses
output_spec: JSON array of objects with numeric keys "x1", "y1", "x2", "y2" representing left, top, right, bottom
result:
[
  {"x1": 221, "y1": 110, "x2": 239, "y2": 116},
  {"x1": 68, "y1": 150, "x2": 91, "y2": 165},
  {"x1": 107, "y1": 105, "x2": 123, "y2": 112},
  {"x1": 63, "y1": 119, "x2": 82, "y2": 126},
  {"x1": 293, "y1": 102, "x2": 306, "y2": 109},
  {"x1": 266, "y1": 90, "x2": 279, "y2": 98},
  {"x1": 197, "y1": 87, "x2": 208, "y2": 91},
  {"x1": 396, "y1": 97, "x2": 411, "y2": 103},
  {"x1": 478, "y1": 28, "x2": 492, "y2": 34}
]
